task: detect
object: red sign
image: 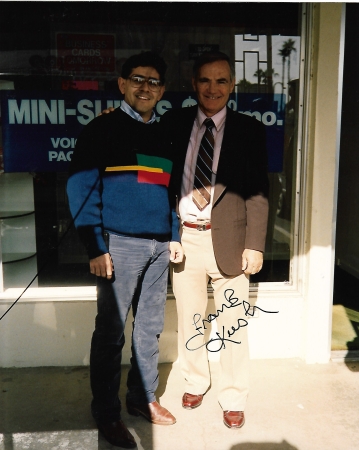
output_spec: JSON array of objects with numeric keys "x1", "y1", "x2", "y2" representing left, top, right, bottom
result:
[
  {"x1": 56, "y1": 33, "x2": 115, "y2": 73},
  {"x1": 61, "y1": 80, "x2": 99, "y2": 90}
]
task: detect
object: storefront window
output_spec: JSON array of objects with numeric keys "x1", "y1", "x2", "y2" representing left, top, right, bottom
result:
[
  {"x1": 234, "y1": 33, "x2": 301, "y2": 283},
  {"x1": 0, "y1": 2, "x2": 302, "y2": 290}
]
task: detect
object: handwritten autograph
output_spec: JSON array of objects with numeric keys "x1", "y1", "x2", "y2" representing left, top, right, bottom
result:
[{"x1": 185, "y1": 289, "x2": 279, "y2": 353}]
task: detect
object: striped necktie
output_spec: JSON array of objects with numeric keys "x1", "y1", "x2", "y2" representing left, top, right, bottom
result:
[{"x1": 192, "y1": 118, "x2": 215, "y2": 210}]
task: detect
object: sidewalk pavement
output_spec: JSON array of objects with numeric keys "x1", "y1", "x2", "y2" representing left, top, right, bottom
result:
[{"x1": 1, "y1": 358, "x2": 358, "y2": 450}]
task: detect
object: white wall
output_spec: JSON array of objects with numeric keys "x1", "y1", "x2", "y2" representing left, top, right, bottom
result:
[
  {"x1": 301, "y1": 3, "x2": 345, "y2": 363},
  {"x1": 0, "y1": 289, "x2": 303, "y2": 368},
  {"x1": 0, "y1": 288, "x2": 178, "y2": 367}
]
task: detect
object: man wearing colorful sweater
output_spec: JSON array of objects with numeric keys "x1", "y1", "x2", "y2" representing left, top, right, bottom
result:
[{"x1": 67, "y1": 52, "x2": 183, "y2": 449}]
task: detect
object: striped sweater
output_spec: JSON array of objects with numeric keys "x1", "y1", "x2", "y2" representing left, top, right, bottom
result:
[{"x1": 67, "y1": 107, "x2": 179, "y2": 259}]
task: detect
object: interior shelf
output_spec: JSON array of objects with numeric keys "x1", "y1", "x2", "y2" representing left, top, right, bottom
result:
[
  {"x1": 0, "y1": 211, "x2": 34, "y2": 219},
  {"x1": 2, "y1": 252, "x2": 37, "y2": 264}
]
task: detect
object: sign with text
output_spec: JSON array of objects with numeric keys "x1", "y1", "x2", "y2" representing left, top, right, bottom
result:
[
  {"x1": 56, "y1": 33, "x2": 116, "y2": 73},
  {"x1": 1, "y1": 91, "x2": 284, "y2": 172},
  {"x1": 189, "y1": 44, "x2": 219, "y2": 59}
]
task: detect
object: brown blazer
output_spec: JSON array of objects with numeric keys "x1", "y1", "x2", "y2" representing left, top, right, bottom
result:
[{"x1": 162, "y1": 106, "x2": 269, "y2": 276}]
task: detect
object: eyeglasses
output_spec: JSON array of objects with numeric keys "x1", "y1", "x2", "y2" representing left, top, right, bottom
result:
[{"x1": 128, "y1": 75, "x2": 162, "y2": 92}]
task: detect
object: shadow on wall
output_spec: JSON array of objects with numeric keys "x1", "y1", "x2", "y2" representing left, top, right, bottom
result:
[
  {"x1": 230, "y1": 441, "x2": 298, "y2": 450},
  {"x1": 347, "y1": 319, "x2": 359, "y2": 352},
  {"x1": 344, "y1": 358, "x2": 359, "y2": 373}
]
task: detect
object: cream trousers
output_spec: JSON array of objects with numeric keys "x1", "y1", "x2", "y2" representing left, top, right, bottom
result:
[{"x1": 171, "y1": 225, "x2": 250, "y2": 411}]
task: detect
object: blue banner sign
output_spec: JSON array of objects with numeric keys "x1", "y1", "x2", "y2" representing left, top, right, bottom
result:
[{"x1": 1, "y1": 91, "x2": 284, "y2": 172}]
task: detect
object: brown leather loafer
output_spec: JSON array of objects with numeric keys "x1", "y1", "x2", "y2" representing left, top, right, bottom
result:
[
  {"x1": 182, "y1": 392, "x2": 204, "y2": 409},
  {"x1": 126, "y1": 400, "x2": 176, "y2": 425},
  {"x1": 223, "y1": 411, "x2": 245, "y2": 428},
  {"x1": 98, "y1": 419, "x2": 137, "y2": 448}
]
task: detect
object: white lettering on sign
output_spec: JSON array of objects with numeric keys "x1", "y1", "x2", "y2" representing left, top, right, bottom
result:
[
  {"x1": 262, "y1": 111, "x2": 276, "y2": 126},
  {"x1": 8, "y1": 99, "x2": 283, "y2": 127},
  {"x1": 77, "y1": 99, "x2": 95, "y2": 125},
  {"x1": 242, "y1": 111, "x2": 262, "y2": 121},
  {"x1": 48, "y1": 151, "x2": 73, "y2": 162},
  {"x1": 239, "y1": 110, "x2": 283, "y2": 126},
  {"x1": 182, "y1": 96, "x2": 197, "y2": 108},
  {"x1": 50, "y1": 137, "x2": 77, "y2": 148},
  {"x1": 39, "y1": 100, "x2": 57, "y2": 124},
  {"x1": 156, "y1": 100, "x2": 172, "y2": 115},
  {"x1": 8, "y1": 99, "x2": 122, "y2": 125},
  {"x1": 8, "y1": 100, "x2": 31, "y2": 124},
  {"x1": 227, "y1": 100, "x2": 237, "y2": 111}
]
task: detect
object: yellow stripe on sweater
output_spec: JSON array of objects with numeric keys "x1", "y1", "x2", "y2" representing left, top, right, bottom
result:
[{"x1": 105, "y1": 165, "x2": 163, "y2": 173}]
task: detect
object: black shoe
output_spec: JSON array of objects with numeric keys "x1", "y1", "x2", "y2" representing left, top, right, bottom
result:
[{"x1": 98, "y1": 419, "x2": 137, "y2": 448}]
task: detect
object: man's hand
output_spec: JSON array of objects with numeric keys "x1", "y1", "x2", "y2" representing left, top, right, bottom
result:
[
  {"x1": 98, "y1": 106, "x2": 115, "y2": 116},
  {"x1": 90, "y1": 253, "x2": 114, "y2": 279},
  {"x1": 242, "y1": 249, "x2": 263, "y2": 275},
  {"x1": 169, "y1": 241, "x2": 184, "y2": 264}
]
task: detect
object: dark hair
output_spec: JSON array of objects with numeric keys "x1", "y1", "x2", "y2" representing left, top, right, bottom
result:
[
  {"x1": 193, "y1": 51, "x2": 234, "y2": 80},
  {"x1": 121, "y1": 51, "x2": 167, "y2": 84}
]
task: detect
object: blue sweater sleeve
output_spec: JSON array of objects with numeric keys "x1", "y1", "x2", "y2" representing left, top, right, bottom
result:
[{"x1": 67, "y1": 168, "x2": 108, "y2": 259}]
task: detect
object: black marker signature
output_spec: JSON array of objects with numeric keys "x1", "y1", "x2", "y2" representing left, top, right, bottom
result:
[{"x1": 185, "y1": 289, "x2": 279, "y2": 352}]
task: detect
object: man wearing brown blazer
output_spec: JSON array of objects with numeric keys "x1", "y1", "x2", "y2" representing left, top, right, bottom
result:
[{"x1": 162, "y1": 52, "x2": 269, "y2": 429}]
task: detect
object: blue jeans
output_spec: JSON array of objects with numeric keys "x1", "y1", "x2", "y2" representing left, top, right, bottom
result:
[{"x1": 90, "y1": 233, "x2": 170, "y2": 424}]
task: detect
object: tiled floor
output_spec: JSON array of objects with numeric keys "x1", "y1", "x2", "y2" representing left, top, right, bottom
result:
[{"x1": 1, "y1": 359, "x2": 359, "y2": 450}]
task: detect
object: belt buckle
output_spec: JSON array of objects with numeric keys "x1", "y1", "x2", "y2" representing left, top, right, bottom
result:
[{"x1": 197, "y1": 224, "x2": 207, "y2": 231}]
